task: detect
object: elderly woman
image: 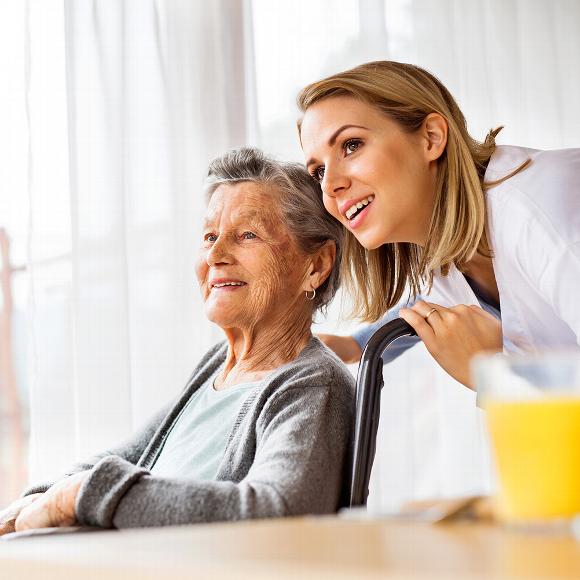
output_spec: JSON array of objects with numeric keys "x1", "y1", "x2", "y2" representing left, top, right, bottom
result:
[{"x1": 0, "y1": 148, "x2": 353, "y2": 534}]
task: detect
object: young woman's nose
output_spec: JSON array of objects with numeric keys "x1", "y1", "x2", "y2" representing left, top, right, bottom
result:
[{"x1": 321, "y1": 163, "x2": 349, "y2": 198}]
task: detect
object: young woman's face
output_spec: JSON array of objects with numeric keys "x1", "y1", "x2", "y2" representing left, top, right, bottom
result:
[{"x1": 300, "y1": 96, "x2": 437, "y2": 249}]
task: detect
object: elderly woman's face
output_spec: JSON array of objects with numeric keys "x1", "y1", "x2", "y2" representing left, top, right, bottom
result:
[{"x1": 196, "y1": 182, "x2": 307, "y2": 330}]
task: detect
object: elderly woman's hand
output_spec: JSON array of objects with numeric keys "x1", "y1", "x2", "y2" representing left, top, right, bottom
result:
[
  {"x1": 14, "y1": 471, "x2": 89, "y2": 532},
  {"x1": 0, "y1": 493, "x2": 44, "y2": 536},
  {"x1": 399, "y1": 301, "x2": 502, "y2": 390}
]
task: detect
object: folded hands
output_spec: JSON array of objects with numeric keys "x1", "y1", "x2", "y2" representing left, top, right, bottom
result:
[{"x1": 0, "y1": 471, "x2": 89, "y2": 536}]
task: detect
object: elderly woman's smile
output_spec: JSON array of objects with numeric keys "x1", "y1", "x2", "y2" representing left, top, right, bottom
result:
[
  {"x1": 196, "y1": 181, "x2": 307, "y2": 334},
  {"x1": 211, "y1": 281, "x2": 246, "y2": 289}
]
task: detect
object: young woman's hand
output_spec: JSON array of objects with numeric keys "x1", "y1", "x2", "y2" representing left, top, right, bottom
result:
[
  {"x1": 14, "y1": 471, "x2": 89, "y2": 532},
  {"x1": 0, "y1": 493, "x2": 44, "y2": 536},
  {"x1": 399, "y1": 301, "x2": 502, "y2": 390}
]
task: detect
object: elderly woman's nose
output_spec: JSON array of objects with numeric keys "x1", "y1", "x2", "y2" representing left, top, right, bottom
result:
[{"x1": 206, "y1": 235, "x2": 233, "y2": 265}]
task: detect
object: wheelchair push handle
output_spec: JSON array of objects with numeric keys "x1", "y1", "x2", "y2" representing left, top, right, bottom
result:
[{"x1": 348, "y1": 318, "x2": 417, "y2": 508}]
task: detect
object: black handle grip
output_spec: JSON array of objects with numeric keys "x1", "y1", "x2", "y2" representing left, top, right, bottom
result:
[{"x1": 348, "y1": 318, "x2": 417, "y2": 508}]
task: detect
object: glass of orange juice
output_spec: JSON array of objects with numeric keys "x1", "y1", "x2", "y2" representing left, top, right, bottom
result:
[{"x1": 473, "y1": 352, "x2": 580, "y2": 528}]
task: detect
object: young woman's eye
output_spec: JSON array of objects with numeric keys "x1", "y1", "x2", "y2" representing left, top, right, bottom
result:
[
  {"x1": 311, "y1": 166, "x2": 325, "y2": 183},
  {"x1": 242, "y1": 231, "x2": 257, "y2": 240},
  {"x1": 344, "y1": 139, "x2": 362, "y2": 155},
  {"x1": 204, "y1": 233, "x2": 218, "y2": 243}
]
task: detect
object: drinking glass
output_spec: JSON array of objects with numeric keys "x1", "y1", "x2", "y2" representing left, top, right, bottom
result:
[{"x1": 473, "y1": 352, "x2": 580, "y2": 529}]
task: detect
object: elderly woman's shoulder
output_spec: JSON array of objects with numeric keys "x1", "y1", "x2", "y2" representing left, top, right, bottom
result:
[
  {"x1": 267, "y1": 337, "x2": 355, "y2": 395},
  {"x1": 309, "y1": 336, "x2": 355, "y2": 376},
  {"x1": 195, "y1": 338, "x2": 355, "y2": 397}
]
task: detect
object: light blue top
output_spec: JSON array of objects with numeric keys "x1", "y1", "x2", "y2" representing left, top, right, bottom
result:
[
  {"x1": 151, "y1": 368, "x2": 260, "y2": 480},
  {"x1": 351, "y1": 281, "x2": 502, "y2": 363}
]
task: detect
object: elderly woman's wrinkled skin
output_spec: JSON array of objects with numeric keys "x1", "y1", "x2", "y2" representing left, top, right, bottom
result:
[
  {"x1": 5, "y1": 181, "x2": 336, "y2": 533},
  {"x1": 0, "y1": 494, "x2": 43, "y2": 535},
  {"x1": 13, "y1": 472, "x2": 88, "y2": 532},
  {"x1": 197, "y1": 182, "x2": 332, "y2": 389}
]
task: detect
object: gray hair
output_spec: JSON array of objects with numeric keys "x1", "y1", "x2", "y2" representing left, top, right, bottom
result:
[{"x1": 205, "y1": 147, "x2": 343, "y2": 312}]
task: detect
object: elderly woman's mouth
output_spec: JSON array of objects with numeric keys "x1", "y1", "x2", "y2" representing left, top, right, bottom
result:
[{"x1": 211, "y1": 280, "x2": 247, "y2": 290}]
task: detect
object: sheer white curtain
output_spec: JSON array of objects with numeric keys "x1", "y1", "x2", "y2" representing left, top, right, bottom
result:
[
  {"x1": 10, "y1": 0, "x2": 580, "y2": 504},
  {"x1": 26, "y1": 0, "x2": 254, "y2": 482},
  {"x1": 250, "y1": 0, "x2": 580, "y2": 511}
]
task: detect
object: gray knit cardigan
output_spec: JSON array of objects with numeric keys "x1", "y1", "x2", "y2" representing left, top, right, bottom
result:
[{"x1": 25, "y1": 338, "x2": 355, "y2": 529}]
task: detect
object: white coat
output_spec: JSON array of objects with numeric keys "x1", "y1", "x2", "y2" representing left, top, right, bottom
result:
[{"x1": 426, "y1": 145, "x2": 580, "y2": 352}]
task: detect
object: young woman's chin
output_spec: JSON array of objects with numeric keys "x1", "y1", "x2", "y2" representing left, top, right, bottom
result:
[
  {"x1": 350, "y1": 226, "x2": 388, "y2": 251},
  {"x1": 349, "y1": 217, "x2": 415, "y2": 249}
]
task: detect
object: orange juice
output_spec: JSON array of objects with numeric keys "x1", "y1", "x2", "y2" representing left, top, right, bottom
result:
[{"x1": 486, "y1": 397, "x2": 580, "y2": 521}]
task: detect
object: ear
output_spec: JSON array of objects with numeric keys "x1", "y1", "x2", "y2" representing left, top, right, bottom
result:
[
  {"x1": 421, "y1": 113, "x2": 448, "y2": 162},
  {"x1": 303, "y1": 240, "x2": 336, "y2": 293}
]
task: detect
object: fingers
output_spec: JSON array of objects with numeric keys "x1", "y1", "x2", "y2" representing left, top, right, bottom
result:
[
  {"x1": 15, "y1": 493, "x2": 65, "y2": 531},
  {"x1": 400, "y1": 300, "x2": 502, "y2": 390},
  {"x1": 15, "y1": 473, "x2": 86, "y2": 532},
  {"x1": 401, "y1": 300, "x2": 444, "y2": 330},
  {"x1": 399, "y1": 303, "x2": 437, "y2": 345},
  {"x1": 408, "y1": 301, "x2": 493, "y2": 327},
  {"x1": 0, "y1": 504, "x2": 17, "y2": 530},
  {"x1": 15, "y1": 500, "x2": 54, "y2": 532},
  {"x1": 0, "y1": 494, "x2": 43, "y2": 536},
  {"x1": 0, "y1": 518, "x2": 16, "y2": 536},
  {"x1": 409, "y1": 300, "x2": 445, "y2": 321}
]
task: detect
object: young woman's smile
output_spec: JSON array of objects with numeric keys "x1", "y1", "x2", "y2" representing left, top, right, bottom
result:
[{"x1": 300, "y1": 95, "x2": 438, "y2": 248}]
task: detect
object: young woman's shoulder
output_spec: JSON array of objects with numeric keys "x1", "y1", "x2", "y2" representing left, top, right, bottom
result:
[
  {"x1": 485, "y1": 144, "x2": 580, "y2": 245},
  {"x1": 486, "y1": 144, "x2": 580, "y2": 183}
]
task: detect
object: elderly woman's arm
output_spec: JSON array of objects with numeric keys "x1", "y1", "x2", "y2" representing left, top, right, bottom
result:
[
  {"x1": 3, "y1": 406, "x2": 170, "y2": 534},
  {"x1": 70, "y1": 378, "x2": 352, "y2": 528},
  {"x1": 9, "y1": 405, "x2": 172, "y2": 532},
  {"x1": 21, "y1": 353, "x2": 217, "y2": 498},
  {"x1": 21, "y1": 404, "x2": 170, "y2": 497}
]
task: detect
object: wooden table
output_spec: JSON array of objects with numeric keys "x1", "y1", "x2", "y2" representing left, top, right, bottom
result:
[{"x1": 1, "y1": 516, "x2": 580, "y2": 579}]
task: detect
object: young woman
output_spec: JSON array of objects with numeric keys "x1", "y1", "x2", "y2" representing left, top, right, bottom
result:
[{"x1": 298, "y1": 61, "x2": 580, "y2": 389}]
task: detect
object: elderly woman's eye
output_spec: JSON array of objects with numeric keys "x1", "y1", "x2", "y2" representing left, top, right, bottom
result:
[
  {"x1": 242, "y1": 231, "x2": 257, "y2": 240},
  {"x1": 344, "y1": 139, "x2": 362, "y2": 155},
  {"x1": 204, "y1": 233, "x2": 218, "y2": 243},
  {"x1": 311, "y1": 166, "x2": 325, "y2": 183}
]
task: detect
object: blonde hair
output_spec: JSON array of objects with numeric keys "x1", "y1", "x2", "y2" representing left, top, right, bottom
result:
[{"x1": 297, "y1": 60, "x2": 528, "y2": 322}]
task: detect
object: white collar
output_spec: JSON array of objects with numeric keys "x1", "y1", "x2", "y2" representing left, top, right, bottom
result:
[{"x1": 424, "y1": 265, "x2": 480, "y2": 308}]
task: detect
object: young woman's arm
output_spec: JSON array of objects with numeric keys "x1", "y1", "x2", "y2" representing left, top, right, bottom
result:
[{"x1": 319, "y1": 298, "x2": 422, "y2": 364}]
